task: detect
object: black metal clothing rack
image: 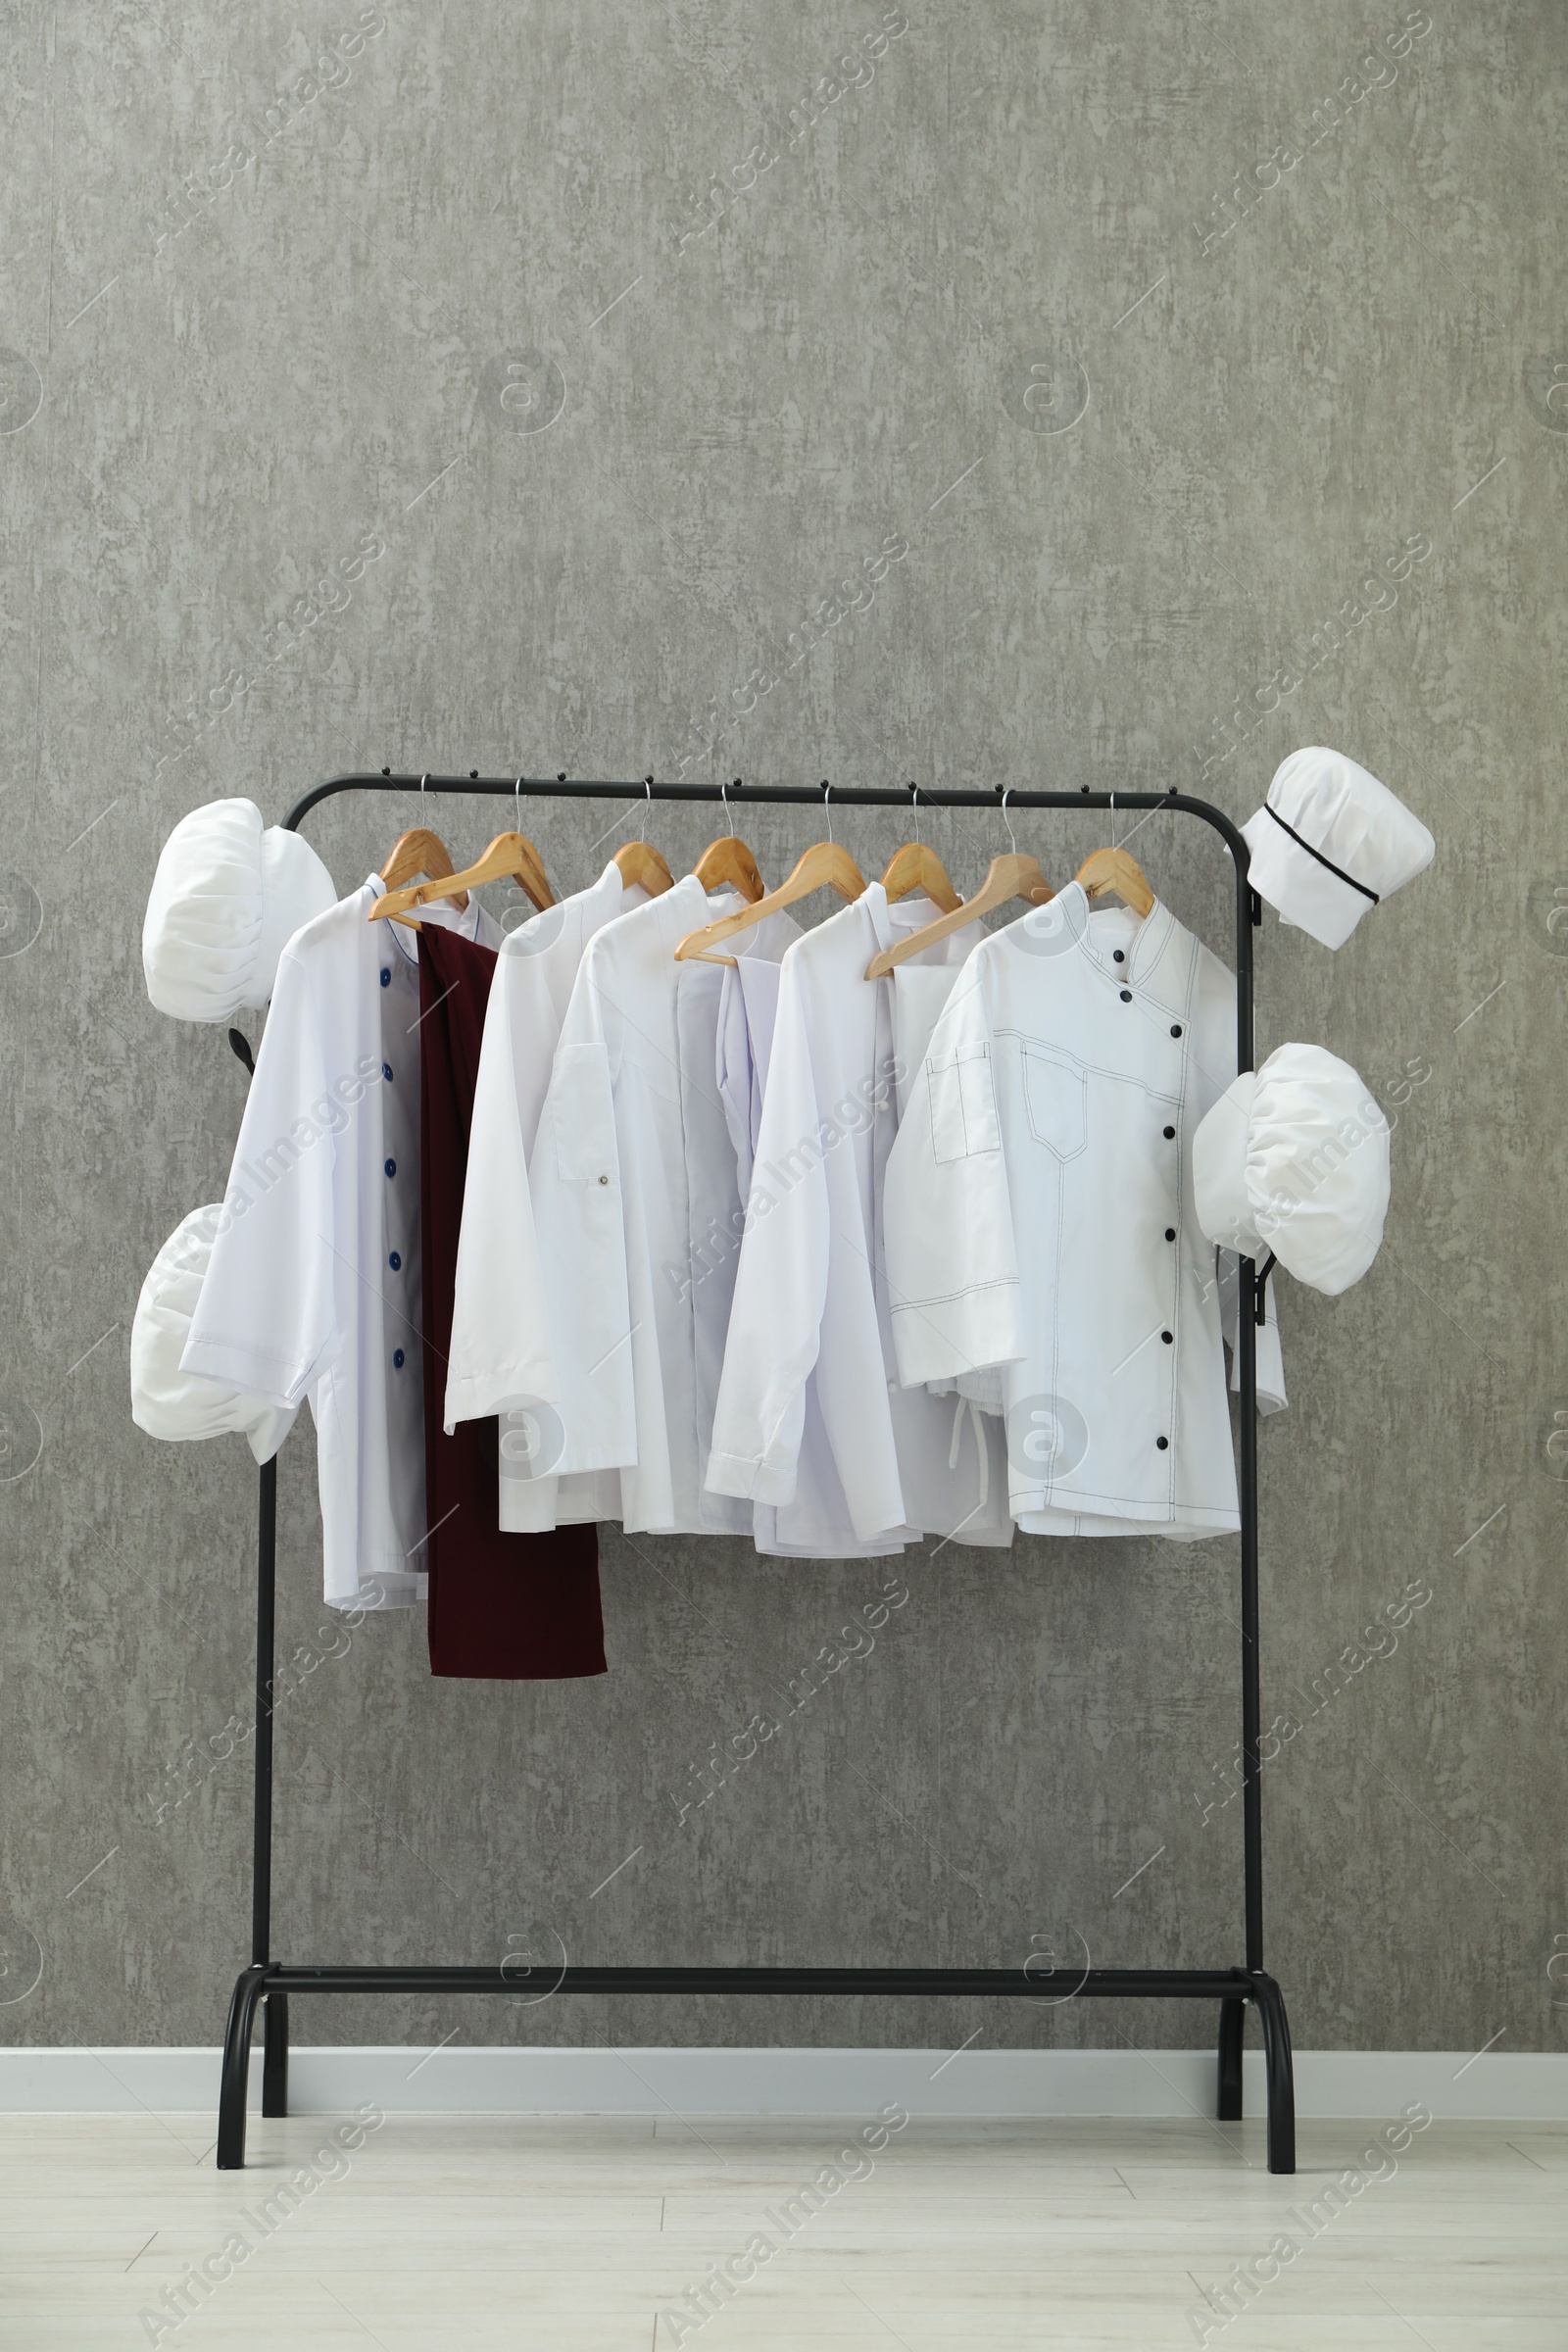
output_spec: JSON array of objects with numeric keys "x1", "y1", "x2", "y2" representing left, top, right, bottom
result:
[{"x1": 215, "y1": 771, "x2": 1296, "y2": 2173}]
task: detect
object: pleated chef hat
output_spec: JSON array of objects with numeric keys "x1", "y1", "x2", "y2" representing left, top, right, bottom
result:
[
  {"x1": 131, "y1": 1204, "x2": 298, "y2": 1462},
  {"x1": 1241, "y1": 748, "x2": 1434, "y2": 950},
  {"x1": 142, "y1": 798, "x2": 336, "y2": 1021},
  {"x1": 1193, "y1": 1044, "x2": 1391, "y2": 1296}
]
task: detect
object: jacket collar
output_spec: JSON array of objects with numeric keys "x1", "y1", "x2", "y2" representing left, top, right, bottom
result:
[{"x1": 1059, "y1": 880, "x2": 1174, "y2": 987}]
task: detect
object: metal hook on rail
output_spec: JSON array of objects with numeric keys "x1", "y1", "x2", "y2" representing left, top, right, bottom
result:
[
  {"x1": 1001, "y1": 787, "x2": 1018, "y2": 858},
  {"x1": 820, "y1": 778, "x2": 834, "y2": 844}
]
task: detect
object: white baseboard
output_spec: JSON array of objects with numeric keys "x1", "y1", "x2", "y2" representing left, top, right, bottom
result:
[{"x1": 1, "y1": 2046, "x2": 1565, "y2": 2120}]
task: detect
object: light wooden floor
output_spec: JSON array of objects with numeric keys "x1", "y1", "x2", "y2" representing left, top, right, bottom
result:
[{"x1": 1, "y1": 2111, "x2": 1564, "y2": 2348}]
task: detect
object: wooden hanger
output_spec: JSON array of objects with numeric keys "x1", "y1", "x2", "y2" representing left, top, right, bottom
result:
[
  {"x1": 369, "y1": 831, "x2": 554, "y2": 925},
  {"x1": 378, "y1": 827, "x2": 466, "y2": 908},
  {"x1": 1075, "y1": 844, "x2": 1154, "y2": 918},
  {"x1": 675, "y1": 840, "x2": 865, "y2": 967},
  {"x1": 694, "y1": 836, "x2": 765, "y2": 904},
  {"x1": 614, "y1": 841, "x2": 675, "y2": 897},
  {"x1": 864, "y1": 852, "x2": 1053, "y2": 979},
  {"x1": 881, "y1": 841, "x2": 960, "y2": 913}
]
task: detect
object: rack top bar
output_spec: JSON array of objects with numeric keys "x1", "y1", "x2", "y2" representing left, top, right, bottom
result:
[{"x1": 284, "y1": 769, "x2": 1251, "y2": 867}]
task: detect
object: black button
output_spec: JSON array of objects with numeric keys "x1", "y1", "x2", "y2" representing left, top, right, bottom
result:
[
  {"x1": 379, "y1": 967, "x2": 391, "y2": 987},
  {"x1": 1112, "y1": 950, "x2": 1125, "y2": 963},
  {"x1": 1163, "y1": 1125, "x2": 1175, "y2": 1139},
  {"x1": 1164, "y1": 1227, "x2": 1176, "y2": 1242},
  {"x1": 388, "y1": 1250, "x2": 402, "y2": 1271},
  {"x1": 384, "y1": 1158, "x2": 397, "y2": 1178},
  {"x1": 1156, "y1": 1435, "x2": 1169, "y2": 1450},
  {"x1": 382, "y1": 1062, "x2": 393, "y2": 1083},
  {"x1": 1161, "y1": 1329, "x2": 1173, "y2": 1345},
  {"x1": 1170, "y1": 1023, "x2": 1183, "y2": 1038},
  {"x1": 1119, "y1": 988, "x2": 1132, "y2": 1003},
  {"x1": 392, "y1": 1348, "x2": 405, "y2": 1369}
]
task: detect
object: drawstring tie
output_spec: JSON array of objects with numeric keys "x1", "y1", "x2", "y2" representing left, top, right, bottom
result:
[{"x1": 948, "y1": 1396, "x2": 989, "y2": 1511}]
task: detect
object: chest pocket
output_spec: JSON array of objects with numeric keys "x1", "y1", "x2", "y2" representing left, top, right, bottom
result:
[
  {"x1": 1022, "y1": 1045, "x2": 1088, "y2": 1160},
  {"x1": 552, "y1": 1042, "x2": 619, "y2": 1185},
  {"x1": 926, "y1": 1043, "x2": 1001, "y2": 1165}
]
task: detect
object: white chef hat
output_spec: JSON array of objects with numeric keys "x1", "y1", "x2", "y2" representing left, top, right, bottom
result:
[
  {"x1": 1240, "y1": 748, "x2": 1434, "y2": 950},
  {"x1": 131, "y1": 1204, "x2": 298, "y2": 1462},
  {"x1": 1193, "y1": 1044, "x2": 1391, "y2": 1297},
  {"x1": 142, "y1": 799, "x2": 336, "y2": 1021}
]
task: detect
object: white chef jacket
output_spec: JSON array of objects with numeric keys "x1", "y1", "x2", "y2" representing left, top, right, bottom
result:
[
  {"x1": 882, "y1": 885, "x2": 1285, "y2": 1541},
  {"x1": 715, "y1": 948, "x2": 909, "y2": 1559},
  {"x1": 180, "y1": 877, "x2": 500, "y2": 1607},
  {"x1": 442, "y1": 859, "x2": 648, "y2": 1532},
  {"x1": 706, "y1": 886, "x2": 1013, "y2": 1548},
  {"x1": 522, "y1": 875, "x2": 798, "y2": 1534}
]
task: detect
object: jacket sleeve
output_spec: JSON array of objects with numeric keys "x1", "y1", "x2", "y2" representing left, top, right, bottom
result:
[
  {"x1": 179, "y1": 947, "x2": 342, "y2": 1409},
  {"x1": 1191, "y1": 945, "x2": 1287, "y2": 1413},
  {"x1": 442, "y1": 953, "x2": 559, "y2": 1432},
  {"x1": 526, "y1": 956, "x2": 637, "y2": 1475},
  {"x1": 705, "y1": 951, "x2": 828, "y2": 1504},
  {"x1": 883, "y1": 956, "x2": 1027, "y2": 1390}
]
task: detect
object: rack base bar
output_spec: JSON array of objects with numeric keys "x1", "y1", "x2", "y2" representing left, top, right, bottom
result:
[{"x1": 217, "y1": 1963, "x2": 1295, "y2": 2174}]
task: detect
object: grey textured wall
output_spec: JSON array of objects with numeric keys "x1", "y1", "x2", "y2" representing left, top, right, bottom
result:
[{"x1": 2, "y1": 1, "x2": 1563, "y2": 2066}]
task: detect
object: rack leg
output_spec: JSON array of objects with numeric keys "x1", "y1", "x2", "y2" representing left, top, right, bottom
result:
[
  {"x1": 1252, "y1": 1973, "x2": 1296, "y2": 2175},
  {"x1": 262, "y1": 1991, "x2": 290, "y2": 2117},
  {"x1": 1217, "y1": 1997, "x2": 1245, "y2": 2121},
  {"x1": 217, "y1": 1964, "x2": 269, "y2": 2170}
]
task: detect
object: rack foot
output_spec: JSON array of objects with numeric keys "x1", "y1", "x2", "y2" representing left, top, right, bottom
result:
[
  {"x1": 262, "y1": 1991, "x2": 290, "y2": 2118},
  {"x1": 217, "y1": 1964, "x2": 269, "y2": 2170},
  {"x1": 1251, "y1": 1972, "x2": 1296, "y2": 2174},
  {"x1": 1217, "y1": 1997, "x2": 1246, "y2": 2122}
]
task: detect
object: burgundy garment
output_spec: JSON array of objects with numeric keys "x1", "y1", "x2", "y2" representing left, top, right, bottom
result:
[{"x1": 417, "y1": 925, "x2": 607, "y2": 1680}]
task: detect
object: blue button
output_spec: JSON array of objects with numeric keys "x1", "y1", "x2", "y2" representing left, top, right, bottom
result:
[
  {"x1": 384, "y1": 1158, "x2": 396, "y2": 1178},
  {"x1": 382, "y1": 1062, "x2": 393, "y2": 1083},
  {"x1": 379, "y1": 967, "x2": 391, "y2": 988},
  {"x1": 392, "y1": 1348, "x2": 405, "y2": 1369},
  {"x1": 388, "y1": 1250, "x2": 402, "y2": 1271}
]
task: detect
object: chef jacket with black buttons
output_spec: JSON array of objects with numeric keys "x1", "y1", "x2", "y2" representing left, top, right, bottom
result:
[
  {"x1": 882, "y1": 885, "x2": 1284, "y2": 1541},
  {"x1": 180, "y1": 876, "x2": 500, "y2": 1608}
]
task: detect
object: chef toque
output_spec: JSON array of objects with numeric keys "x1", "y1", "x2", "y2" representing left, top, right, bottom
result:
[
  {"x1": 131, "y1": 1204, "x2": 298, "y2": 1462},
  {"x1": 1193, "y1": 1044, "x2": 1391, "y2": 1297},
  {"x1": 142, "y1": 799, "x2": 336, "y2": 1021},
  {"x1": 1240, "y1": 748, "x2": 1434, "y2": 951}
]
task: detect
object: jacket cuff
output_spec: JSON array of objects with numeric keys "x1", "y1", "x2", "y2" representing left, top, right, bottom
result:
[
  {"x1": 442, "y1": 1364, "x2": 559, "y2": 1437},
  {"x1": 705, "y1": 1446, "x2": 796, "y2": 1507},
  {"x1": 889, "y1": 1281, "x2": 1025, "y2": 1390}
]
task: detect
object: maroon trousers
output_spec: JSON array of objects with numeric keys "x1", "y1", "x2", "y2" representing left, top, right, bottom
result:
[{"x1": 418, "y1": 925, "x2": 606, "y2": 1680}]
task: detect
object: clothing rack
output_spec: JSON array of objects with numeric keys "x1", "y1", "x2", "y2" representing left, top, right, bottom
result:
[{"x1": 215, "y1": 771, "x2": 1296, "y2": 2174}]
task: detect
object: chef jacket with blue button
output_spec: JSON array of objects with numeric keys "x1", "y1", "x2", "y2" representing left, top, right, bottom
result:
[
  {"x1": 706, "y1": 885, "x2": 1013, "y2": 1549},
  {"x1": 443, "y1": 859, "x2": 648, "y2": 1534},
  {"x1": 882, "y1": 885, "x2": 1284, "y2": 1541},
  {"x1": 180, "y1": 876, "x2": 500, "y2": 1608}
]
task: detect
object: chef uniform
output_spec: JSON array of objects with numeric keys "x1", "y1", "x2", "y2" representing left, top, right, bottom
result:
[
  {"x1": 706, "y1": 885, "x2": 1013, "y2": 1550},
  {"x1": 443, "y1": 860, "x2": 648, "y2": 1533},
  {"x1": 713, "y1": 945, "x2": 909, "y2": 1558},
  {"x1": 522, "y1": 876, "x2": 798, "y2": 1534},
  {"x1": 416, "y1": 926, "x2": 606, "y2": 1678},
  {"x1": 180, "y1": 878, "x2": 500, "y2": 1609},
  {"x1": 882, "y1": 885, "x2": 1285, "y2": 1541}
]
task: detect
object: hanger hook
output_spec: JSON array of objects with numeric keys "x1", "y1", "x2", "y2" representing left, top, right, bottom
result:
[
  {"x1": 821, "y1": 778, "x2": 833, "y2": 844},
  {"x1": 420, "y1": 773, "x2": 429, "y2": 796},
  {"x1": 720, "y1": 777, "x2": 729, "y2": 813},
  {"x1": 908, "y1": 779, "x2": 922, "y2": 843},
  {"x1": 1002, "y1": 786, "x2": 1017, "y2": 858}
]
